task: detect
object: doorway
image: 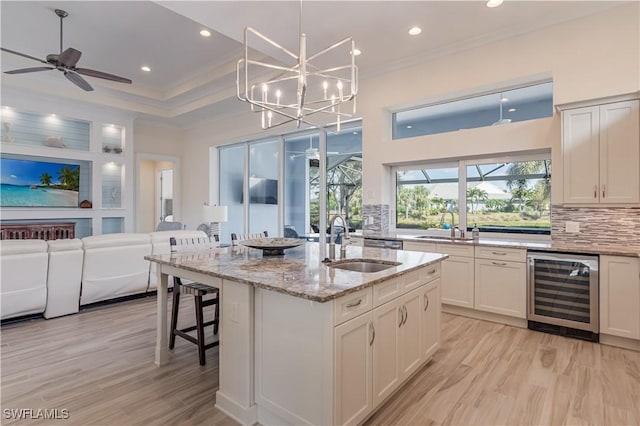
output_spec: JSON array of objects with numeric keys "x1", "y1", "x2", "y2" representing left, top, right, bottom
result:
[{"x1": 136, "y1": 154, "x2": 180, "y2": 233}]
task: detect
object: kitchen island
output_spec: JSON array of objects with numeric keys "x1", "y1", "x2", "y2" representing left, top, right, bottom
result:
[{"x1": 146, "y1": 242, "x2": 447, "y2": 426}]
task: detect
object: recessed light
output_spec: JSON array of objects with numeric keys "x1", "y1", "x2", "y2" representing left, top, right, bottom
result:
[
  {"x1": 508, "y1": 108, "x2": 516, "y2": 112},
  {"x1": 408, "y1": 27, "x2": 422, "y2": 36},
  {"x1": 50, "y1": 114, "x2": 56, "y2": 117},
  {"x1": 352, "y1": 131, "x2": 358, "y2": 135},
  {"x1": 141, "y1": 66, "x2": 151, "y2": 72},
  {"x1": 352, "y1": 48, "x2": 362, "y2": 56},
  {"x1": 486, "y1": 0, "x2": 503, "y2": 7},
  {"x1": 200, "y1": 29, "x2": 211, "y2": 37},
  {"x1": 500, "y1": 97, "x2": 509, "y2": 102},
  {"x1": 406, "y1": 125, "x2": 413, "y2": 129}
]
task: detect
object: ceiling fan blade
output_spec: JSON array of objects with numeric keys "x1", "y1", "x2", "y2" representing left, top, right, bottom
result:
[
  {"x1": 1, "y1": 47, "x2": 49, "y2": 64},
  {"x1": 76, "y1": 68, "x2": 132, "y2": 84},
  {"x1": 58, "y1": 47, "x2": 82, "y2": 68},
  {"x1": 5, "y1": 67, "x2": 54, "y2": 74},
  {"x1": 64, "y1": 70, "x2": 93, "y2": 91}
]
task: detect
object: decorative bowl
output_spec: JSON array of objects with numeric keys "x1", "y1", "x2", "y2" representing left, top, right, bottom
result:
[{"x1": 240, "y1": 237, "x2": 304, "y2": 256}]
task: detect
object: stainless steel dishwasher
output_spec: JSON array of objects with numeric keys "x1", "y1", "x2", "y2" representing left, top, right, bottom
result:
[{"x1": 363, "y1": 238, "x2": 404, "y2": 250}]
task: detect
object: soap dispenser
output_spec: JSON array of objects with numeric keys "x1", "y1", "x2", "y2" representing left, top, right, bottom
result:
[{"x1": 472, "y1": 224, "x2": 480, "y2": 240}]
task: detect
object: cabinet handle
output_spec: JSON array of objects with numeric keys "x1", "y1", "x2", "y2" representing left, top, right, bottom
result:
[
  {"x1": 424, "y1": 293, "x2": 430, "y2": 311},
  {"x1": 492, "y1": 261, "x2": 507, "y2": 266},
  {"x1": 369, "y1": 322, "x2": 375, "y2": 346},
  {"x1": 346, "y1": 299, "x2": 362, "y2": 308},
  {"x1": 492, "y1": 251, "x2": 507, "y2": 256},
  {"x1": 427, "y1": 268, "x2": 437, "y2": 275},
  {"x1": 594, "y1": 185, "x2": 598, "y2": 199},
  {"x1": 398, "y1": 307, "x2": 403, "y2": 327},
  {"x1": 602, "y1": 184, "x2": 606, "y2": 199},
  {"x1": 402, "y1": 306, "x2": 408, "y2": 326}
]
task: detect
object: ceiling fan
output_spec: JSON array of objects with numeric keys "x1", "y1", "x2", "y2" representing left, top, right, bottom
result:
[{"x1": 1, "y1": 9, "x2": 132, "y2": 92}]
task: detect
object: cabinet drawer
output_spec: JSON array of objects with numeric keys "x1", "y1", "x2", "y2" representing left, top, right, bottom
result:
[
  {"x1": 435, "y1": 243, "x2": 474, "y2": 258},
  {"x1": 400, "y1": 269, "x2": 424, "y2": 293},
  {"x1": 403, "y1": 241, "x2": 437, "y2": 253},
  {"x1": 475, "y1": 246, "x2": 525, "y2": 263},
  {"x1": 373, "y1": 276, "x2": 400, "y2": 307},
  {"x1": 334, "y1": 287, "x2": 373, "y2": 326},
  {"x1": 420, "y1": 263, "x2": 441, "y2": 284}
]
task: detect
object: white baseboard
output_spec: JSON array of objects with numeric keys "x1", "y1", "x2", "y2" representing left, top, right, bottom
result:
[
  {"x1": 443, "y1": 304, "x2": 528, "y2": 328},
  {"x1": 215, "y1": 391, "x2": 258, "y2": 426},
  {"x1": 600, "y1": 334, "x2": 640, "y2": 352}
]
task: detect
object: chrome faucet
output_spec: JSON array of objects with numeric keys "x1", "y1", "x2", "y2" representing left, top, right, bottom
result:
[
  {"x1": 329, "y1": 214, "x2": 351, "y2": 259},
  {"x1": 440, "y1": 211, "x2": 457, "y2": 238}
]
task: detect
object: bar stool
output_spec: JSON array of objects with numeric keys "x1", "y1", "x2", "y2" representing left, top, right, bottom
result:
[{"x1": 168, "y1": 236, "x2": 220, "y2": 365}]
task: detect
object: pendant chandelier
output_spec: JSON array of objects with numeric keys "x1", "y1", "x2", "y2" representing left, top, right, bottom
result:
[{"x1": 236, "y1": 0, "x2": 358, "y2": 131}]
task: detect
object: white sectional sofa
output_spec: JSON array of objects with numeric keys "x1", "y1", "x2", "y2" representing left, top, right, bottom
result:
[
  {"x1": 1, "y1": 240, "x2": 49, "y2": 320},
  {"x1": 80, "y1": 233, "x2": 153, "y2": 306},
  {"x1": 44, "y1": 239, "x2": 83, "y2": 319},
  {"x1": 0, "y1": 230, "x2": 211, "y2": 321}
]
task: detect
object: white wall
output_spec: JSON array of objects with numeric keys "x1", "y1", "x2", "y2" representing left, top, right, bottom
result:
[{"x1": 359, "y1": 3, "x2": 639, "y2": 206}]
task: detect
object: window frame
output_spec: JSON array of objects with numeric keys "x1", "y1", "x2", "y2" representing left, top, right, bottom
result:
[{"x1": 391, "y1": 151, "x2": 551, "y2": 239}]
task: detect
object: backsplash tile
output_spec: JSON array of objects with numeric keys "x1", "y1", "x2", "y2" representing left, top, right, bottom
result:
[
  {"x1": 363, "y1": 204, "x2": 389, "y2": 235},
  {"x1": 551, "y1": 206, "x2": 640, "y2": 248}
]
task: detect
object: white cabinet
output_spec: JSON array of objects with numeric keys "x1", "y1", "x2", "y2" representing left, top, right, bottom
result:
[
  {"x1": 334, "y1": 311, "x2": 373, "y2": 426},
  {"x1": 600, "y1": 256, "x2": 640, "y2": 339},
  {"x1": 335, "y1": 264, "x2": 442, "y2": 424},
  {"x1": 437, "y1": 243, "x2": 474, "y2": 308},
  {"x1": 397, "y1": 288, "x2": 422, "y2": 381},
  {"x1": 474, "y1": 248, "x2": 526, "y2": 319},
  {"x1": 420, "y1": 279, "x2": 441, "y2": 361},
  {"x1": 562, "y1": 99, "x2": 640, "y2": 204},
  {"x1": 372, "y1": 301, "x2": 400, "y2": 406}
]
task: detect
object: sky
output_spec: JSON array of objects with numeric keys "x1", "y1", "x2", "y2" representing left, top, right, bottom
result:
[{"x1": 0, "y1": 158, "x2": 78, "y2": 186}]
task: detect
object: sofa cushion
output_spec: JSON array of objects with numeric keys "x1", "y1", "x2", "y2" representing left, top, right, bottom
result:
[
  {"x1": 82, "y1": 233, "x2": 151, "y2": 250},
  {"x1": 1, "y1": 240, "x2": 48, "y2": 319}
]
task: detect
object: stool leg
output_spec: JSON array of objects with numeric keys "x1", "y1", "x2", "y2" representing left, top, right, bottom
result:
[
  {"x1": 213, "y1": 297, "x2": 219, "y2": 335},
  {"x1": 169, "y1": 282, "x2": 181, "y2": 350},
  {"x1": 195, "y1": 294, "x2": 206, "y2": 366}
]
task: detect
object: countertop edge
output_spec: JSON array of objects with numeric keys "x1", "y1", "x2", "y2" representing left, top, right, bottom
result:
[{"x1": 147, "y1": 254, "x2": 448, "y2": 303}]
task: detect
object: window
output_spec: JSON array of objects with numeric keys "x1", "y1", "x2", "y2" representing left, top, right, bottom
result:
[
  {"x1": 466, "y1": 160, "x2": 551, "y2": 234},
  {"x1": 219, "y1": 121, "x2": 362, "y2": 239},
  {"x1": 393, "y1": 154, "x2": 551, "y2": 235},
  {"x1": 392, "y1": 82, "x2": 553, "y2": 139}
]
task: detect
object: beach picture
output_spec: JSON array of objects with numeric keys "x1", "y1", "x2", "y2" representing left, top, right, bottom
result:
[{"x1": 0, "y1": 158, "x2": 80, "y2": 207}]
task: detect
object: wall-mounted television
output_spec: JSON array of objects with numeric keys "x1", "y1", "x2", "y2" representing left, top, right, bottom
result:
[
  {"x1": 0, "y1": 157, "x2": 80, "y2": 207},
  {"x1": 249, "y1": 177, "x2": 278, "y2": 205}
]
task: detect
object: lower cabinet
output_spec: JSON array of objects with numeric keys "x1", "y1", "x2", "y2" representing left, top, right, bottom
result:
[
  {"x1": 420, "y1": 279, "x2": 441, "y2": 361},
  {"x1": 334, "y1": 311, "x2": 374, "y2": 426},
  {"x1": 441, "y1": 255, "x2": 474, "y2": 308},
  {"x1": 600, "y1": 255, "x2": 640, "y2": 339},
  {"x1": 335, "y1": 273, "x2": 441, "y2": 426},
  {"x1": 474, "y1": 258, "x2": 526, "y2": 318}
]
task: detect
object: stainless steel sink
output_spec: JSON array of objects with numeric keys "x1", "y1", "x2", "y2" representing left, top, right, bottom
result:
[{"x1": 329, "y1": 259, "x2": 401, "y2": 273}]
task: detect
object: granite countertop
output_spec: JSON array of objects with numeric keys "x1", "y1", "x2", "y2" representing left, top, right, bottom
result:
[
  {"x1": 360, "y1": 233, "x2": 640, "y2": 257},
  {"x1": 146, "y1": 242, "x2": 447, "y2": 303}
]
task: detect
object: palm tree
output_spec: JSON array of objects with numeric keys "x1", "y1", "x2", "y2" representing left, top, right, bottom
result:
[
  {"x1": 506, "y1": 160, "x2": 550, "y2": 214},
  {"x1": 57, "y1": 166, "x2": 80, "y2": 191},
  {"x1": 466, "y1": 187, "x2": 488, "y2": 214},
  {"x1": 397, "y1": 186, "x2": 412, "y2": 220},
  {"x1": 39, "y1": 173, "x2": 52, "y2": 187}
]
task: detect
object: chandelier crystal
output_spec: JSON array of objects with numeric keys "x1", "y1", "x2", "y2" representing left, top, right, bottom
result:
[{"x1": 236, "y1": 1, "x2": 358, "y2": 131}]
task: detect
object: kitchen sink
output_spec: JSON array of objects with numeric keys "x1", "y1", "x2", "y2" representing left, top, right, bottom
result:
[{"x1": 329, "y1": 259, "x2": 401, "y2": 273}]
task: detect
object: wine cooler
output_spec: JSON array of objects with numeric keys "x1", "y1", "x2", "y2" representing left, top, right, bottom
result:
[{"x1": 527, "y1": 251, "x2": 599, "y2": 341}]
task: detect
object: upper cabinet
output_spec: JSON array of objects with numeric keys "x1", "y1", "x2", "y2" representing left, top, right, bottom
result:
[{"x1": 561, "y1": 99, "x2": 640, "y2": 205}]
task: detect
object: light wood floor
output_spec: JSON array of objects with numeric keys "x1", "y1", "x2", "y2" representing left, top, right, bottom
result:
[{"x1": 2, "y1": 297, "x2": 639, "y2": 426}]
